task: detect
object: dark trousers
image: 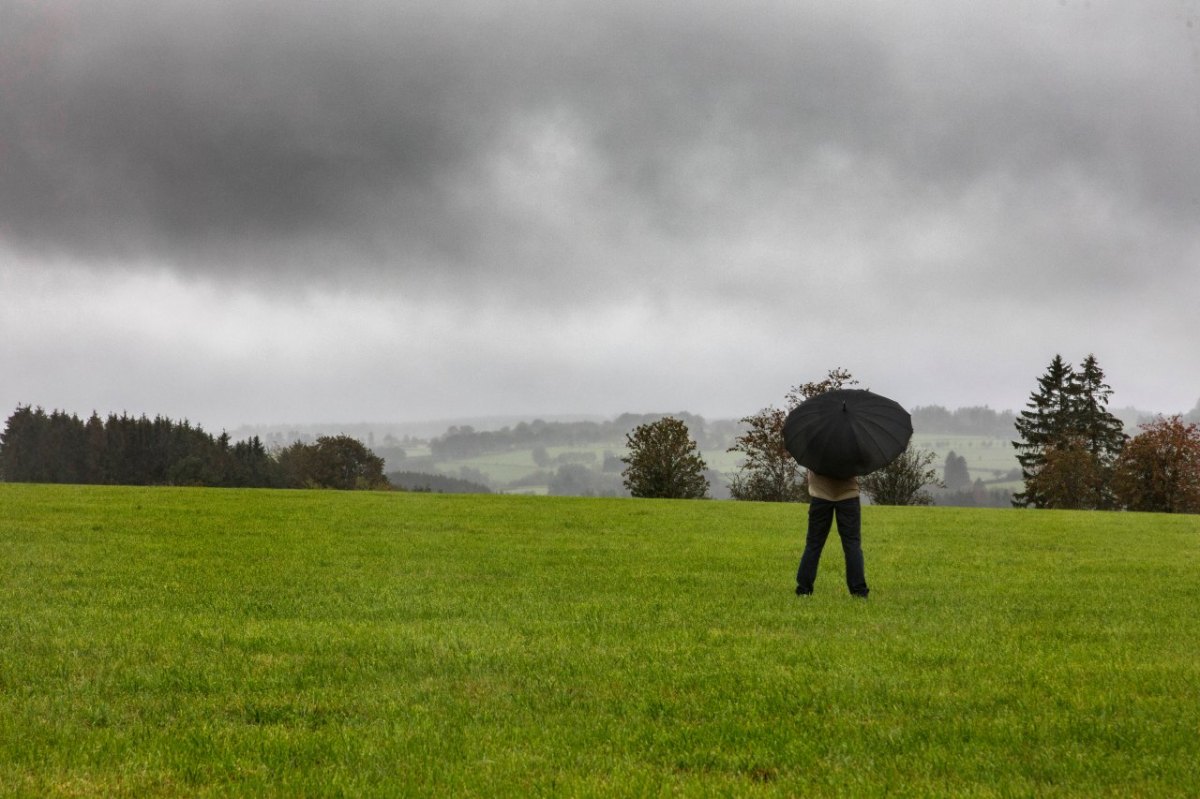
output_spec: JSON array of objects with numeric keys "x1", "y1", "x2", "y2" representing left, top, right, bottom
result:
[{"x1": 796, "y1": 497, "x2": 868, "y2": 596}]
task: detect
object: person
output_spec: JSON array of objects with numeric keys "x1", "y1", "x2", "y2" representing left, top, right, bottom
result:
[{"x1": 796, "y1": 469, "x2": 869, "y2": 597}]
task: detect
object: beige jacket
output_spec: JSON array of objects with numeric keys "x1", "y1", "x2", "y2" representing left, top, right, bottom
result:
[{"x1": 807, "y1": 470, "x2": 860, "y2": 502}]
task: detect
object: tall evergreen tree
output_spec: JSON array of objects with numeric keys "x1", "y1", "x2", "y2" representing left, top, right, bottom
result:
[
  {"x1": 1068, "y1": 354, "x2": 1127, "y2": 508},
  {"x1": 1013, "y1": 354, "x2": 1126, "y2": 509},
  {"x1": 1071, "y1": 355, "x2": 1126, "y2": 458},
  {"x1": 1013, "y1": 355, "x2": 1075, "y2": 507},
  {"x1": 0, "y1": 406, "x2": 47, "y2": 482}
]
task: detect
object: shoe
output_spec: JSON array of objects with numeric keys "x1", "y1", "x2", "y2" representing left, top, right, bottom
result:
[{"x1": 795, "y1": 586, "x2": 812, "y2": 596}]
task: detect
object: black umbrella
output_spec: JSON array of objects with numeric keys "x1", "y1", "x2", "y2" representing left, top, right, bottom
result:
[{"x1": 782, "y1": 389, "x2": 913, "y2": 479}]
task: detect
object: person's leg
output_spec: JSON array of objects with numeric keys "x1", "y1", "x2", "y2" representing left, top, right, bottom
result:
[
  {"x1": 834, "y1": 497, "x2": 869, "y2": 596},
  {"x1": 796, "y1": 499, "x2": 835, "y2": 594}
]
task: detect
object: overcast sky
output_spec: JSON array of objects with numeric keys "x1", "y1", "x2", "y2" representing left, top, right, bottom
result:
[{"x1": 3, "y1": 0, "x2": 1199, "y2": 431}]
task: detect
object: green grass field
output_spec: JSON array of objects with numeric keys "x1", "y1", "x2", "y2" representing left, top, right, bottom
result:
[{"x1": 2, "y1": 484, "x2": 1198, "y2": 797}]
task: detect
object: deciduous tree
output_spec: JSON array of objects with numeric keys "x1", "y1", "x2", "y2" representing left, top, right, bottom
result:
[
  {"x1": 621, "y1": 417, "x2": 709, "y2": 499},
  {"x1": 727, "y1": 368, "x2": 857, "y2": 502},
  {"x1": 1022, "y1": 436, "x2": 1106, "y2": 510},
  {"x1": 943, "y1": 451, "x2": 971, "y2": 491},
  {"x1": 860, "y1": 443, "x2": 943, "y2": 506},
  {"x1": 726, "y1": 406, "x2": 805, "y2": 502},
  {"x1": 1112, "y1": 416, "x2": 1200, "y2": 513},
  {"x1": 279, "y1": 435, "x2": 389, "y2": 490}
]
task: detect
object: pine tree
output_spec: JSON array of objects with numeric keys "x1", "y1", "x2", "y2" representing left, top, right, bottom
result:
[
  {"x1": 1013, "y1": 355, "x2": 1075, "y2": 507},
  {"x1": 1068, "y1": 354, "x2": 1127, "y2": 508},
  {"x1": 1013, "y1": 354, "x2": 1127, "y2": 509},
  {"x1": 1071, "y1": 355, "x2": 1126, "y2": 458}
]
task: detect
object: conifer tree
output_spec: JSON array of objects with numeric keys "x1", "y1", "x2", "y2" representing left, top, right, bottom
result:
[
  {"x1": 1013, "y1": 354, "x2": 1126, "y2": 508},
  {"x1": 1013, "y1": 355, "x2": 1075, "y2": 507},
  {"x1": 1069, "y1": 354, "x2": 1127, "y2": 507}
]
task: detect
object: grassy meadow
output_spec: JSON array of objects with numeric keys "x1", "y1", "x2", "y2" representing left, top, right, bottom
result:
[{"x1": 1, "y1": 483, "x2": 1198, "y2": 797}]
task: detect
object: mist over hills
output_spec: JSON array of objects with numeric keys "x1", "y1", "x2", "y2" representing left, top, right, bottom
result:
[{"x1": 229, "y1": 401, "x2": 1198, "y2": 450}]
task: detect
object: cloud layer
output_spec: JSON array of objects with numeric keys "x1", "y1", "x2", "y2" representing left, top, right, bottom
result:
[{"x1": 3, "y1": 0, "x2": 1199, "y2": 423}]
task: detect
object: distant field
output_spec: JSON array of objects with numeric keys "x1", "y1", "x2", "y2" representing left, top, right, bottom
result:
[
  {"x1": 911, "y1": 434, "x2": 1019, "y2": 483},
  {"x1": 443, "y1": 445, "x2": 740, "y2": 495},
  {"x1": 407, "y1": 433, "x2": 1015, "y2": 496},
  {"x1": 2, "y1": 484, "x2": 1198, "y2": 797}
]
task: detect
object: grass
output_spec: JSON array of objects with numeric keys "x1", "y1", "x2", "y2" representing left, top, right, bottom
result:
[{"x1": 1, "y1": 484, "x2": 1198, "y2": 797}]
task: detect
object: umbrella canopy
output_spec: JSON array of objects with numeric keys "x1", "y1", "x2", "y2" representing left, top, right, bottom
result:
[{"x1": 783, "y1": 389, "x2": 913, "y2": 479}]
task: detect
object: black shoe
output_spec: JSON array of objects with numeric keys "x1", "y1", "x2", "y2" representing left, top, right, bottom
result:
[{"x1": 795, "y1": 586, "x2": 812, "y2": 596}]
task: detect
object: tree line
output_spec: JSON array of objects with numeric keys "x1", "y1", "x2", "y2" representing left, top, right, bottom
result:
[
  {"x1": 622, "y1": 368, "x2": 946, "y2": 505},
  {"x1": 910, "y1": 405, "x2": 1016, "y2": 437},
  {"x1": 429, "y1": 413, "x2": 738, "y2": 460},
  {"x1": 623, "y1": 359, "x2": 1199, "y2": 513},
  {"x1": 0, "y1": 406, "x2": 388, "y2": 490}
]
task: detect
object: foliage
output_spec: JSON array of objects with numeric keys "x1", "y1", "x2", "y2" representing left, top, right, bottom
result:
[
  {"x1": 1073, "y1": 355, "x2": 1128, "y2": 463},
  {"x1": 910, "y1": 405, "x2": 1017, "y2": 437},
  {"x1": 859, "y1": 443, "x2": 943, "y2": 505},
  {"x1": 4, "y1": 484, "x2": 1200, "y2": 796},
  {"x1": 1021, "y1": 436, "x2": 1107, "y2": 510},
  {"x1": 276, "y1": 435, "x2": 389, "y2": 490},
  {"x1": 621, "y1": 417, "x2": 709, "y2": 499},
  {"x1": 727, "y1": 368, "x2": 857, "y2": 502},
  {"x1": 942, "y1": 450, "x2": 971, "y2": 490},
  {"x1": 0, "y1": 405, "x2": 278, "y2": 488},
  {"x1": 726, "y1": 406, "x2": 806, "y2": 502},
  {"x1": 784, "y1": 366, "x2": 860, "y2": 408},
  {"x1": 0, "y1": 406, "x2": 388, "y2": 491},
  {"x1": 1012, "y1": 354, "x2": 1126, "y2": 508},
  {"x1": 548, "y1": 463, "x2": 625, "y2": 497},
  {"x1": 1112, "y1": 415, "x2": 1200, "y2": 513}
]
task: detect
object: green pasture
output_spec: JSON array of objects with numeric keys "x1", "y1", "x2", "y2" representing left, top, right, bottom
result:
[
  {"x1": 446, "y1": 445, "x2": 740, "y2": 494},
  {"x1": 911, "y1": 434, "x2": 1019, "y2": 483},
  {"x1": 2, "y1": 484, "x2": 1198, "y2": 797}
]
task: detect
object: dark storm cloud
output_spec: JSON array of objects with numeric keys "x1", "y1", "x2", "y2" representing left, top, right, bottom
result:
[{"x1": 2, "y1": 0, "x2": 1198, "y2": 297}]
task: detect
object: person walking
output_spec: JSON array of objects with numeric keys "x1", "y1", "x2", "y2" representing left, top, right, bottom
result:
[{"x1": 796, "y1": 470, "x2": 869, "y2": 597}]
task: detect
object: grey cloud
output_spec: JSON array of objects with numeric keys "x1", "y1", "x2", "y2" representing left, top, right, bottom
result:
[{"x1": 2, "y1": 0, "x2": 1198, "y2": 301}]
